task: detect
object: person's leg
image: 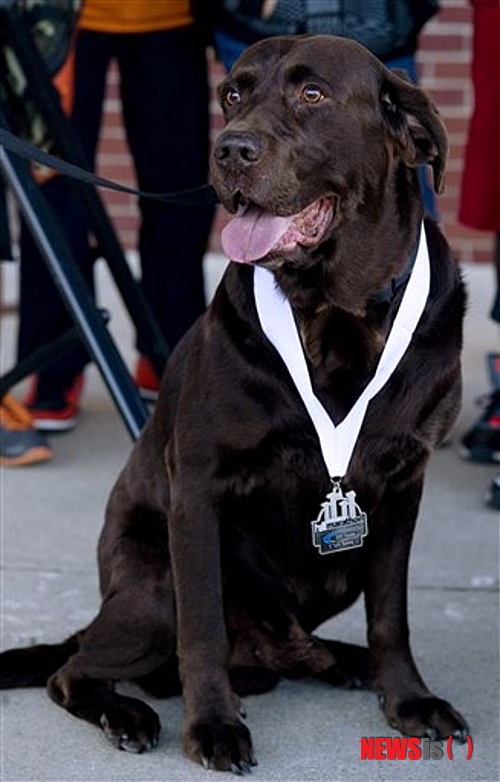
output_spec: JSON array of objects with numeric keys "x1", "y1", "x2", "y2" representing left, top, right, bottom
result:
[
  {"x1": 18, "y1": 176, "x2": 91, "y2": 380},
  {"x1": 117, "y1": 26, "x2": 214, "y2": 356},
  {"x1": 70, "y1": 30, "x2": 113, "y2": 168},
  {"x1": 18, "y1": 31, "x2": 112, "y2": 428}
]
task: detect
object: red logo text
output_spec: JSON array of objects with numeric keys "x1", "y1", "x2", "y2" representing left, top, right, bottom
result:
[{"x1": 360, "y1": 736, "x2": 473, "y2": 761}]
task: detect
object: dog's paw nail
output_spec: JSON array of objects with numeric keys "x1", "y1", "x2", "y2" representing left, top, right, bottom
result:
[
  {"x1": 100, "y1": 713, "x2": 109, "y2": 730},
  {"x1": 423, "y1": 727, "x2": 439, "y2": 741},
  {"x1": 454, "y1": 727, "x2": 469, "y2": 744},
  {"x1": 120, "y1": 739, "x2": 143, "y2": 754},
  {"x1": 231, "y1": 759, "x2": 254, "y2": 775}
]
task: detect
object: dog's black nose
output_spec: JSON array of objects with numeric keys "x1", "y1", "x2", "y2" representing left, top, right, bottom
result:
[{"x1": 213, "y1": 132, "x2": 263, "y2": 167}]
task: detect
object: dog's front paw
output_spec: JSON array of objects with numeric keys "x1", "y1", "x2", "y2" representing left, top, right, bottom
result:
[
  {"x1": 382, "y1": 695, "x2": 469, "y2": 742},
  {"x1": 184, "y1": 716, "x2": 256, "y2": 773},
  {"x1": 99, "y1": 697, "x2": 161, "y2": 753}
]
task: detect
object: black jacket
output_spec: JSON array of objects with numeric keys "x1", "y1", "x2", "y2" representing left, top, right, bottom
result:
[{"x1": 215, "y1": 0, "x2": 439, "y2": 61}]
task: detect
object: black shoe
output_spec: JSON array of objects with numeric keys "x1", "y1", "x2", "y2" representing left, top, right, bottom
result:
[
  {"x1": 459, "y1": 390, "x2": 500, "y2": 463},
  {"x1": 485, "y1": 476, "x2": 500, "y2": 510}
]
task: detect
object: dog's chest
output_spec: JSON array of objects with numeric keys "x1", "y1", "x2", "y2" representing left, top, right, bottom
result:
[{"x1": 298, "y1": 311, "x2": 387, "y2": 424}]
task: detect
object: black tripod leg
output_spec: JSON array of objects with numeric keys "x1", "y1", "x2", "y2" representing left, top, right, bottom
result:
[{"x1": 0, "y1": 142, "x2": 148, "y2": 440}]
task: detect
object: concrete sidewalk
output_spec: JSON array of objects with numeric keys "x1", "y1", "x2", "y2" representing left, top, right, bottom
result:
[{"x1": 0, "y1": 256, "x2": 498, "y2": 782}]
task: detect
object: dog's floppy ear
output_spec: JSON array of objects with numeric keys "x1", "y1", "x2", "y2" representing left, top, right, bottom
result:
[{"x1": 381, "y1": 69, "x2": 448, "y2": 194}]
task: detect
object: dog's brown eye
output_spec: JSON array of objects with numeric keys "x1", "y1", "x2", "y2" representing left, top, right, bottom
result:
[
  {"x1": 224, "y1": 87, "x2": 241, "y2": 107},
  {"x1": 300, "y1": 85, "x2": 324, "y2": 103}
]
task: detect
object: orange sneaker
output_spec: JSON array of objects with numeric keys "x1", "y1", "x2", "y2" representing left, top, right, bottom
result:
[
  {"x1": 0, "y1": 395, "x2": 52, "y2": 466},
  {"x1": 134, "y1": 356, "x2": 161, "y2": 401}
]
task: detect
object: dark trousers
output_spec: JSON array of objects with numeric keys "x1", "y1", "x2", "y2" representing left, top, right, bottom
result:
[{"x1": 18, "y1": 25, "x2": 214, "y2": 381}]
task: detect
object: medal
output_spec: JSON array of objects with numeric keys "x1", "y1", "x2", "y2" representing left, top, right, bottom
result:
[
  {"x1": 254, "y1": 225, "x2": 430, "y2": 554},
  {"x1": 311, "y1": 480, "x2": 368, "y2": 555}
]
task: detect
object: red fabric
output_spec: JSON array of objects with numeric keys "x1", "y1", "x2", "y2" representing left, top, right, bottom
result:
[{"x1": 459, "y1": 4, "x2": 500, "y2": 231}]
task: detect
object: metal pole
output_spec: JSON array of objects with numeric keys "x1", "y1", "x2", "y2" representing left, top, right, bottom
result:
[{"x1": 0, "y1": 142, "x2": 148, "y2": 440}]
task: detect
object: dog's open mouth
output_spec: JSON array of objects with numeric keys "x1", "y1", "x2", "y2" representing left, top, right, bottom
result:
[{"x1": 221, "y1": 197, "x2": 335, "y2": 264}]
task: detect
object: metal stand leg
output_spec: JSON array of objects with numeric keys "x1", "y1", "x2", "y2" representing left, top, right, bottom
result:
[{"x1": 0, "y1": 138, "x2": 148, "y2": 440}]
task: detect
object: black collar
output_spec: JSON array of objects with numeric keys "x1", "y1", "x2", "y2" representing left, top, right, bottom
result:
[{"x1": 368, "y1": 241, "x2": 419, "y2": 307}]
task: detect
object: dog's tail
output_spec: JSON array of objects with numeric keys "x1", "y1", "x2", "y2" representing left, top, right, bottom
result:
[{"x1": 0, "y1": 634, "x2": 80, "y2": 688}]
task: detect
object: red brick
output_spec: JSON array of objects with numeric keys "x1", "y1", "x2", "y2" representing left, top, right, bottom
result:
[
  {"x1": 434, "y1": 60, "x2": 471, "y2": 79},
  {"x1": 429, "y1": 88, "x2": 468, "y2": 106},
  {"x1": 420, "y1": 34, "x2": 467, "y2": 52}
]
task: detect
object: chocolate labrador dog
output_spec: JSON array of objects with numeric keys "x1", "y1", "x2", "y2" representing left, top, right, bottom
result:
[{"x1": 0, "y1": 35, "x2": 468, "y2": 772}]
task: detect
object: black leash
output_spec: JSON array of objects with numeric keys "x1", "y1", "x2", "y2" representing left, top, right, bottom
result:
[{"x1": 0, "y1": 127, "x2": 220, "y2": 207}]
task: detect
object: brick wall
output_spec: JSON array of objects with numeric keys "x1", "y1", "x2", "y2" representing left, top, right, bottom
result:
[
  {"x1": 96, "y1": 0, "x2": 494, "y2": 265},
  {"x1": 418, "y1": 0, "x2": 494, "y2": 264}
]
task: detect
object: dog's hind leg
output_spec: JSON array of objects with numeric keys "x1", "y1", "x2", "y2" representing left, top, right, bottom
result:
[
  {"x1": 250, "y1": 618, "x2": 371, "y2": 690},
  {"x1": 46, "y1": 581, "x2": 176, "y2": 753},
  {"x1": 133, "y1": 652, "x2": 183, "y2": 698},
  {"x1": 48, "y1": 673, "x2": 162, "y2": 753},
  {"x1": 312, "y1": 638, "x2": 371, "y2": 689}
]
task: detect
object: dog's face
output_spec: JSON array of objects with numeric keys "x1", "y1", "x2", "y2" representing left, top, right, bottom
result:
[{"x1": 211, "y1": 35, "x2": 447, "y2": 269}]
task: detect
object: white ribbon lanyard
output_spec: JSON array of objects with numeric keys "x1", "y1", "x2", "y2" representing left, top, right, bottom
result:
[{"x1": 254, "y1": 224, "x2": 430, "y2": 480}]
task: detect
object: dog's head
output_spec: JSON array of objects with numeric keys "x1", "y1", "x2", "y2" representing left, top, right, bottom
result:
[{"x1": 211, "y1": 35, "x2": 447, "y2": 274}]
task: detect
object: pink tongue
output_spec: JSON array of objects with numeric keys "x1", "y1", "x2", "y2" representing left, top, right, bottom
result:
[{"x1": 221, "y1": 206, "x2": 294, "y2": 263}]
